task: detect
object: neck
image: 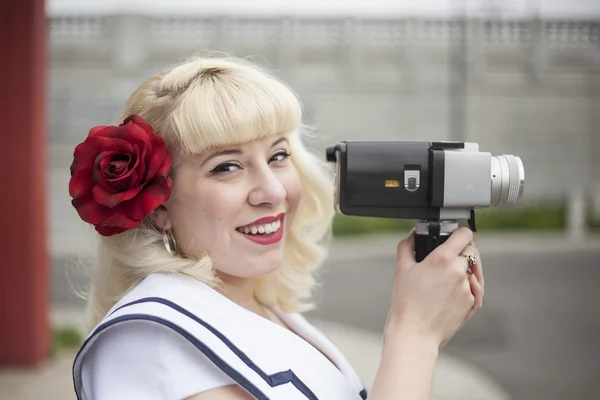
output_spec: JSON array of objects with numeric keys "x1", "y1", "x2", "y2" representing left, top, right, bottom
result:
[{"x1": 217, "y1": 273, "x2": 265, "y2": 315}]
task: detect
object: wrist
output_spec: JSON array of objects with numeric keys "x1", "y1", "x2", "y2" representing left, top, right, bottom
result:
[{"x1": 383, "y1": 320, "x2": 440, "y2": 357}]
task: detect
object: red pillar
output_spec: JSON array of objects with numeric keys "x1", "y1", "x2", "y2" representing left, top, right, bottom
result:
[{"x1": 0, "y1": 0, "x2": 49, "y2": 365}]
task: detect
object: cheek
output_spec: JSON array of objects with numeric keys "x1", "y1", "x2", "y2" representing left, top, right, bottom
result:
[
  {"x1": 171, "y1": 183, "x2": 238, "y2": 235},
  {"x1": 193, "y1": 186, "x2": 243, "y2": 228}
]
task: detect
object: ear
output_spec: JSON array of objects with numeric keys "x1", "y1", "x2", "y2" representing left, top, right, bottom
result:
[{"x1": 148, "y1": 205, "x2": 172, "y2": 231}]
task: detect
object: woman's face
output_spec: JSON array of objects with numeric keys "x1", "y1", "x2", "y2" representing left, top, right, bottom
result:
[{"x1": 164, "y1": 135, "x2": 302, "y2": 278}]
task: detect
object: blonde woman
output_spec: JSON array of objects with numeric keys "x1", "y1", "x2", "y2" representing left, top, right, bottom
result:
[{"x1": 69, "y1": 55, "x2": 484, "y2": 400}]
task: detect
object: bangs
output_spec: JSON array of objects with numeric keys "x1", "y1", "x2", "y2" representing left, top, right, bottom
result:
[{"x1": 168, "y1": 69, "x2": 302, "y2": 158}]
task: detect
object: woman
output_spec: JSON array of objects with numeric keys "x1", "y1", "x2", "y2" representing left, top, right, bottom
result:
[{"x1": 69, "y1": 55, "x2": 484, "y2": 400}]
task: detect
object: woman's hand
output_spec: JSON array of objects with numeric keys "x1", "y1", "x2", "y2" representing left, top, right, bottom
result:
[
  {"x1": 440, "y1": 240, "x2": 485, "y2": 349},
  {"x1": 384, "y1": 227, "x2": 482, "y2": 349}
]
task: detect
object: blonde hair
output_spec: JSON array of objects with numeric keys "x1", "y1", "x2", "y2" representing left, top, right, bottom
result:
[{"x1": 85, "y1": 55, "x2": 335, "y2": 329}]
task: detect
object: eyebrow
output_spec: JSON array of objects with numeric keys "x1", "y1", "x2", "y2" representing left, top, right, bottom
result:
[{"x1": 200, "y1": 137, "x2": 289, "y2": 167}]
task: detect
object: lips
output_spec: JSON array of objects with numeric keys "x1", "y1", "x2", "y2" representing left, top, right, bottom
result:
[
  {"x1": 236, "y1": 212, "x2": 286, "y2": 246},
  {"x1": 238, "y1": 212, "x2": 286, "y2": 229}
]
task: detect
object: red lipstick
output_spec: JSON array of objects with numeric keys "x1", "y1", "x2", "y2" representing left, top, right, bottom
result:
[
  {"x1": 237, "y1": 213, "x2": 285, "y2": 246},
  {"x1": 239, "y1": 212, "x2": 285, "y2": 229}
]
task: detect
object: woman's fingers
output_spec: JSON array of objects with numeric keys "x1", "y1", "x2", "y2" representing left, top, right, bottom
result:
[
  {"x1": 396, "y1": 229, "x2": 416, "y2": 264},
  {"x1": 469, "y1": 273, "x2": 483, "y2": 310},
  {"x1": 434, "y1": 226, "x2": 473, "y2": 256},
  {"x1": 461, "y1": 274, "x2": 483, "y2": 328},
  {"x1": 440, "y1": 273, "x2": 480, "y2": 350}
]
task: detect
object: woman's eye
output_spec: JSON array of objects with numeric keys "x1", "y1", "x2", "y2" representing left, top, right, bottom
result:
[
  {"x1": 210, "y1": 162, "x2": 241, "y2": 174},
  {"x1": 270, "y1": 151, "x2": 291, "y2": 163}
]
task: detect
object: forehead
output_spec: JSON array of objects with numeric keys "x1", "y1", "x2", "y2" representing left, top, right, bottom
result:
[{"x1": 188, "y1": 134, "x2": 290, "y2": 162}]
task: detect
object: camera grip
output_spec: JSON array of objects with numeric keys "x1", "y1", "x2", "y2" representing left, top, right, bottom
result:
[{"x1": 415, "y1": 232, "x2": 450, "y2": 262}]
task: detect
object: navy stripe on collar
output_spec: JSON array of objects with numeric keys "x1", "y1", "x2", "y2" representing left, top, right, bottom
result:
[
  {"x1": 110, "y1": 297, "x2": 320, "y2": 399},
  {"x1": 73, "y1": 314, "x2": 268, "y2": 399}
]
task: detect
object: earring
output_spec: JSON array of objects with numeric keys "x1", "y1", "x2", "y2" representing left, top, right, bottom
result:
[{"x1": 162, "y1": 229, "x2": 178, "y2": 256}]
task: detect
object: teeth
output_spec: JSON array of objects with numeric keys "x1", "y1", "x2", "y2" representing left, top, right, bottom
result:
[{"x1": 238, "y1": 219, "x2": 282, "y2": 235}]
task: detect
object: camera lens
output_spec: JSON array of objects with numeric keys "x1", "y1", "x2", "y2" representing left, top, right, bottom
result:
[{"x1": 491, "y1": 155, "x2": 525, "y2": 206}]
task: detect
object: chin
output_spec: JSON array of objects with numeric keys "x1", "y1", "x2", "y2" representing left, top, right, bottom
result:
[
  {"x1": 218, "y1": 255, "x2": 283, "y2": 279},
  {"x1": 245, "y1": 259, "x2": 282, "y2": 278}
]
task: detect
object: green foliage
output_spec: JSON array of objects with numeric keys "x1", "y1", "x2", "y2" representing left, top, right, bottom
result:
[
  {"x1": 589, "y1": 216, "x2": 600, "y2": 230},
  {"x1": 469, "y1": 202, "x2": 565, "y2": 231},
  {"x1": 332, "y1": 215, "x2": 413, "y2": 236},
  {"x1": 50, "y1": 326, "x2": 83, "y2": 357},
  {"x1": 332, "y1": 202, "x2": 578, "y2": 237}
]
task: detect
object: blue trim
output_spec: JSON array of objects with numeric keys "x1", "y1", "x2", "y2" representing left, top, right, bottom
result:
[
  {"x1": 72, "y1": 314, "x2": 267, "y2": 400},
  {"x1": 109, "y1": 297, "x2": 320, "y2": 400}
]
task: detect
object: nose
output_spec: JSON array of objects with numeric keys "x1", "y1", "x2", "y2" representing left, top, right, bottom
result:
[{"x1": 248, "y1": 166, "x2": 286, "y2": 207}]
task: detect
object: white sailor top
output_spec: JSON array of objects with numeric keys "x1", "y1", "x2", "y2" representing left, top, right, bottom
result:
[{"x1": 72, "y1": 272, "x2": 368, "y2": 400}]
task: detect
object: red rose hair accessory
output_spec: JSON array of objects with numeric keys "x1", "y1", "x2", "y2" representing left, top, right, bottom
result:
[{"x1": 68, "y1": 115, "x2": 173, "y2": 236}]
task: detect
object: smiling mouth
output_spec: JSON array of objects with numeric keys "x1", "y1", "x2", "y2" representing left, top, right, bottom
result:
[{"x1": 235, "y1": 218, "x2": 283, "y2": 236}]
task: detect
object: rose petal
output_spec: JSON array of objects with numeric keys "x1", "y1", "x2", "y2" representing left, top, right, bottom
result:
[
  {"x1": 122, "y1": 134, "x2": 148, "y2": 183},
  {"x1": 92, "y1": 184, "x2": 144, "y2": 208},
  {"x1": 99, "y1": 138, "x2": 134, "y2": 154},
  {"x1": 88, "y1": 125, "x2": 113, "y2": 138},
  {"x1": 123, "y1": 115, "x2": 155, "y2": 136},
  {"x1": 127, "y1": 170, "x2": 139, "y2": 191},
  {"x1": 123, "y1": 123, "x2": 152, "y2": 149},
  {"x1": 156, "y1": 151, "x2": 173, "y2": 178},
  {"x1": 102, "y1": 207, "x2": 142, "y2": 228},
  {"x1": 70, "y1": 136, "x2": 110, "y2": 174},
  {"x1": 125, "y1": 177, "x2": 171, "y2": 221},
  {"x1": 137, "y1": 143, "x2": 148, "y2": 182},
  {"x1": 95, "y1": 225, "x2": 128, "y2": 236},
  {"x1": 93, "y1": 158, "x2": 118, "y2": 195},
  {"x1": 99, "y1": 152, "x2": 130, "y2": 178},
  {"x1": 71, "y1": 195, "x2": 111, "y2": 225},
  {"x1": 145, "y1": 137, "x2": 167, "y2": 180},
  {"x1": 69, "y1": 166, "x2": 94, "y2": 199},
  {"x1": 92, "y1": 126, "x2": 122, "y2": 139},
  {"x1": 105, "y1": 162, "x2": 135, "y2": 193}
]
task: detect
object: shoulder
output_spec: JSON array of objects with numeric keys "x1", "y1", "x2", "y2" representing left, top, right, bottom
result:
[{"x1": 80, "y1": 319, "x2": 235, "y2": 400}]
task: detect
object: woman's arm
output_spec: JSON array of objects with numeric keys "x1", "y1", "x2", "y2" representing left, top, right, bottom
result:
[
  {"x1": 369, "y1": 228, "x2": 483, "y2": 400},
  {"x1": 369, "y1": 327, "x2": 439, "y2": 400}
]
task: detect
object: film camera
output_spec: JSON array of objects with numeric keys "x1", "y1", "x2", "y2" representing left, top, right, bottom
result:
[{"x1": 325, "y1": 141, "x2": 525, "y2": 262}]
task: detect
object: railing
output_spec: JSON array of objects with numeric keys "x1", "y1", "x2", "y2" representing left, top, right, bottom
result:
[{"x1": 48, "y1": 15, "x2": 600, "y2": 48}]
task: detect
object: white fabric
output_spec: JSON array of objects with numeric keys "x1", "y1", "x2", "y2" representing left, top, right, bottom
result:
[
  {"x1": 81, "y1": 320, "x2": 236, "y2": 399},
  {"x1": 73, "y1": 273, "x2": 366, "y2": 400}
]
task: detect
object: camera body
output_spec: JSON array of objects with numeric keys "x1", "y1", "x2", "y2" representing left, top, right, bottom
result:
[{"x1": 325, "y1": 140, "x2": 525, "y2": 260}]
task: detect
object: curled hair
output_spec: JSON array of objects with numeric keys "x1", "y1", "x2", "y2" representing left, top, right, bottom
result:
[{"x1": 85, "y1": 55, "x2": 335, "y2": 329}]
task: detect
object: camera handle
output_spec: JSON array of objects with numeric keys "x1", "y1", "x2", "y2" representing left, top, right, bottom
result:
[{"x1": 414, "y1": 210, "x2": 477, "y2": 262}]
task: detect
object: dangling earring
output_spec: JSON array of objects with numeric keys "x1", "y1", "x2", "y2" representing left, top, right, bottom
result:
[{"x1": 162, "y1": 229, "x2": 178, "y2": 256}]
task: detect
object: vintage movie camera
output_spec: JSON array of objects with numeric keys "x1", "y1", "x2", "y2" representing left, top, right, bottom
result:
[{"x1": 326, "y1": 141, "x2": 525, "y2": 261}]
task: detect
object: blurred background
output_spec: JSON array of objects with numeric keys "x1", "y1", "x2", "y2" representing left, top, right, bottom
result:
[{"x1": 2, "y1": 0, "x2": 600, "y2": 399}]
